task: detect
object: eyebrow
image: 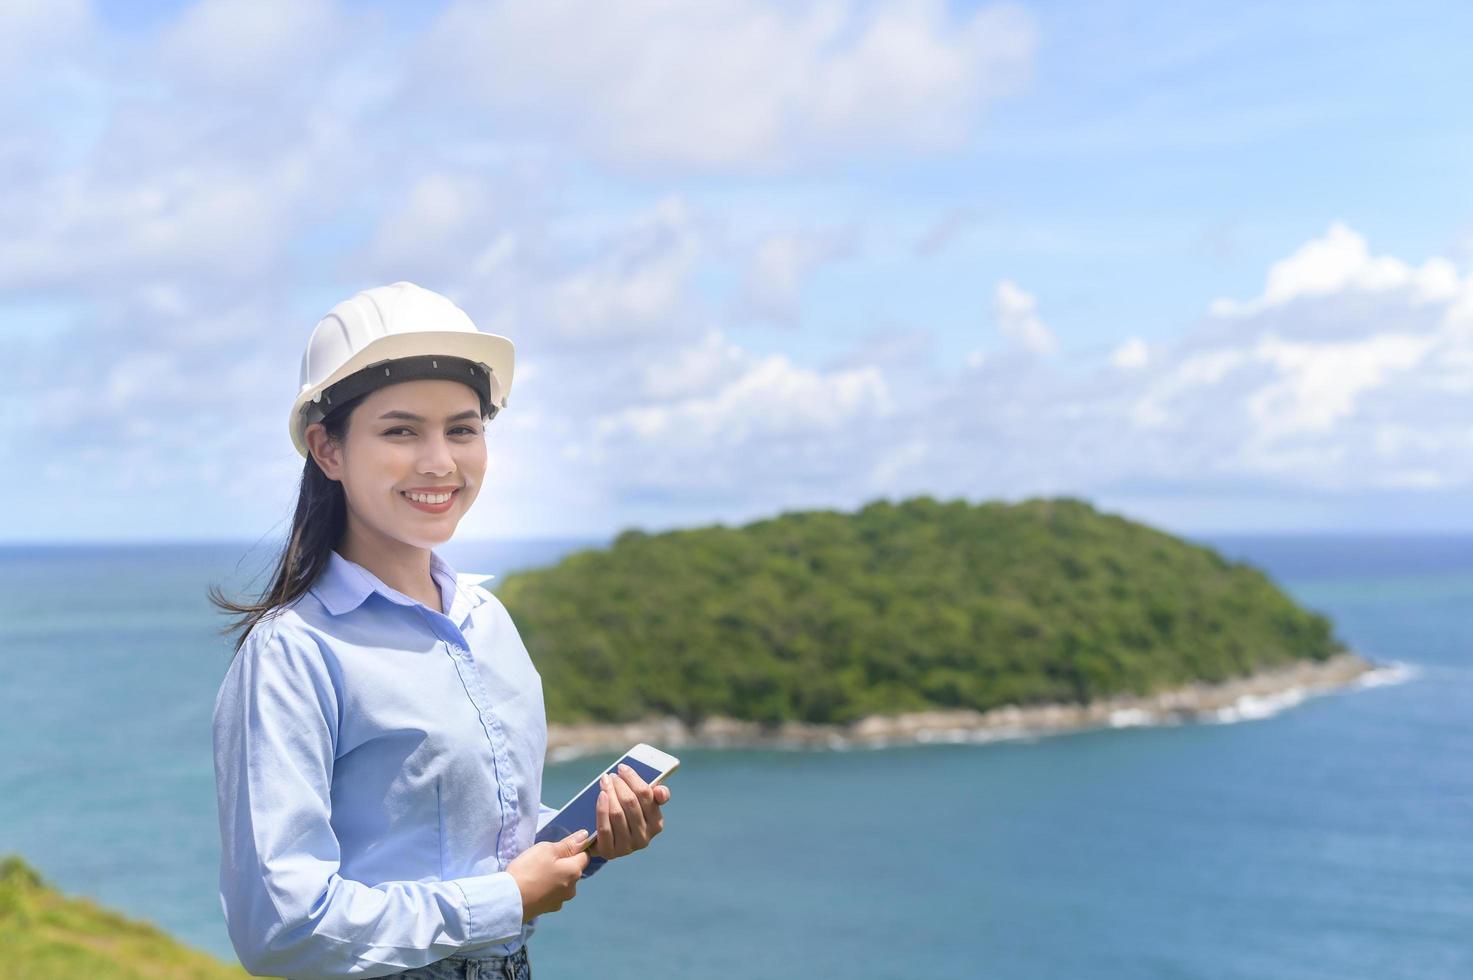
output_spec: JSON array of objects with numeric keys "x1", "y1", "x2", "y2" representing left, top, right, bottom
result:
[{"x1": 377, "y1": 410, "x2": 483, "y2": 423}]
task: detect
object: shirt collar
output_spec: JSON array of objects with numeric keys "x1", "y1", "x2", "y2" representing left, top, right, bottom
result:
[{"x1": 310, "y1": 548, "x2": 493, "y2": 620}]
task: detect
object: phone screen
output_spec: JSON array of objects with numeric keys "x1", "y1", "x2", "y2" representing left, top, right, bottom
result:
[{"x1": 534, "y1": 754, "x2": 663, "y2": 845}]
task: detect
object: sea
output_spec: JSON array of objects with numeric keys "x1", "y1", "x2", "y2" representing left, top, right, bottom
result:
[{"x1": 0, "y1": 534, "x2": 1468, "y2": 979}]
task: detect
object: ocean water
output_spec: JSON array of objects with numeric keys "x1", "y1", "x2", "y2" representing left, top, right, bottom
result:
[{"x1": 0, "y1": 535, "x2": 1468, "y2": 979}]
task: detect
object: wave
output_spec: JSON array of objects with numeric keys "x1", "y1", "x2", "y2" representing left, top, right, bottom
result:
[
  {"x1": 1205, "y1": 659, "x2": 1415, "y2": 726},
  {"x1": 1354, "y1": 660, "x2": 1417, "y2": 688}
]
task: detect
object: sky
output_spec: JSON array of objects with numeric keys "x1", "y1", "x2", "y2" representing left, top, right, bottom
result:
[{"x1": 5, "y1": 0, "x2": 1473, "y2": 542}]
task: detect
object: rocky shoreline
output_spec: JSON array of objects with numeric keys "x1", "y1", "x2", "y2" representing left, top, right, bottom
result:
[{"x1": 545, "y1": 651, "x2": 1397, "y2": 762}]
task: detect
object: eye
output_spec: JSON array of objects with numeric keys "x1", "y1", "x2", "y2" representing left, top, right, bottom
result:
[{"x1": 382, "y1": 426, "x2": 482, "y2": 437}]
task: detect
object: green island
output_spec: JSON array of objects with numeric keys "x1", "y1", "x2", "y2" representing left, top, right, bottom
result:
[
  {"x1": 0, "y1": 855, "x2": 246, "y2": 978},
  {"x1": 500, "y1": 495, "x2": 1352, "y2": 728}
]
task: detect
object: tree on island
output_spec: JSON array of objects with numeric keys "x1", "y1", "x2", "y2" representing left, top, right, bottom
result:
[{"x1": 496, "y1": 496, "x2": 1343, "y2": 727}]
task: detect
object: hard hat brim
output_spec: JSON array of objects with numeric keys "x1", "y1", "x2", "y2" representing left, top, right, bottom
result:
[{"x1": 289, "y1": 330, "x2": 514, "y2": 459}]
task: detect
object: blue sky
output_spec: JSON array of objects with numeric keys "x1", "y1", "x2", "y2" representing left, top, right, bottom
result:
[{"x1": 5, "y1": 0, "x2": 1473, "y2": 542}]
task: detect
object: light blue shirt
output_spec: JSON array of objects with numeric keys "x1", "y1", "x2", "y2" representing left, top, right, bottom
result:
[{"x1": 212, "y1": 548, "x2": 604, "y2": 979}]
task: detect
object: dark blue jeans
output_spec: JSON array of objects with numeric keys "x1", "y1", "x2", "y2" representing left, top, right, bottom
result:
[{"x1": 383, "y1": 945, "x2": 530, "y2": 980}]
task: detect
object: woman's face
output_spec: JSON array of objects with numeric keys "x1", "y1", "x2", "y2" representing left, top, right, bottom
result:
[{"x1": 308, "y1": 379, "x2": 488, "y2": 551}]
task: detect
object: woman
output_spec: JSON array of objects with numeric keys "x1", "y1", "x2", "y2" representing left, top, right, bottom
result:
[{"x1": 210, "y1": 281, "x2": 670, "y2": 980}]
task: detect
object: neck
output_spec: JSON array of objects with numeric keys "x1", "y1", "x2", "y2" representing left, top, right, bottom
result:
[{"x1": 336, "y1": 515, "x2": 442, "y2": 613}]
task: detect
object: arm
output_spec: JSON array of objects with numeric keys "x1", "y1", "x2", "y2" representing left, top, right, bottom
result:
[{"x1": 213, "y1": 626, "x2": 523, "y2": 979}]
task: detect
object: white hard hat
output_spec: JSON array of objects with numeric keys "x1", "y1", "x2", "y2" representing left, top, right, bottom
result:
[{"x1": 288, "y1": 281, "x2": 515, "y2": 459}]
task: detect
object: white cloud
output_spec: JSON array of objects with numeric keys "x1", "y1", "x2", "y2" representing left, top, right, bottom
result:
[
  {"x1": 993, "y1": 279, "x2": 1057, "y2": 355},
  {"x1": 0, "y1": 0, "x2": 92, "y2": 77},
  {"x1": 543, "y1": 197, "x2": 705, "y2": 341},
  {"x1": 1245, "y1": 331, "x2": 1433, "y2": 438},
  {"x1": 593, "y1": 344, "x2": 892, "y2": 450},
  {"x1": 448, "y1": 323, "x2": 905, "y2": 535},
  {"x1": 636, "y1": 329, "x2": 751, "y2": 401},
  {"x1": 1210, "y1": 222, "x2": 1460, "y2": 316},
  {"x1": 363, "y1": 190, "x2": 709, "y2": 348},
  {"x1": 1110, "y1": 336, "x2": 1150, "y2": 369},
  {"x1": 0, "y1": 154, "x2": 323, "y2": 291},
  {"x1": 417, "y1": 0, "x2": 1036, "y2": 170},
  {"x1": 1130, "y1": 348, "x2": 1248, "y2": 429},
  {"x1": 156, "y1": 0, "x2": 341, "y2": 91},
  {"x1": 863, "y1": 224, "x2": 1473, "y2": 510},
  {"x1": 740, "y1": 228, "x2": 854, "y2": 323},
  {"x1": 365, "y1": 173, "x2": 503, "y2": 281}
]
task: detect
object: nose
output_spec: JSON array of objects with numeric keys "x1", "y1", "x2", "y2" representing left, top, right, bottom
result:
[{"x1": 416, "y1": 431, "x2": 457, "y2": 478}]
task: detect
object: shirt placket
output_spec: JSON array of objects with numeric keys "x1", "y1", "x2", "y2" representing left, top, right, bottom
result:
[{"x1": 420, "y1": 599, "x2": 521, "y2": 872}]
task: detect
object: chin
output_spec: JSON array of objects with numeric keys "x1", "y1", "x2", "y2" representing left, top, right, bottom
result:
[{"x1": 408, "y1": 525, "x2": 459, "y2": 549}]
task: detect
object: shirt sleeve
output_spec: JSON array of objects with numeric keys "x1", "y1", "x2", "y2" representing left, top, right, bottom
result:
[
  {"x1": 213, "y1": 623, "x2": 525, "y2": 979},
  {"x1": 537, "y1": 802, "x2": 606, "y2": 879}
]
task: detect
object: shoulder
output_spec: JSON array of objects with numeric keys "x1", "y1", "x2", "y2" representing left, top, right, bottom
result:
[
  {"x1": 462, "y1": 577, "x2": 509, "y2": 616},
  {"x1": 466, "y1": 582, "x2": 513, "y2": 622},
  {"x1": 469, "y1": 582, "x2": 500, "y2": 610},
  {"x1": 216, "y1": 611, "x2": 343, "y2": 725},
  {"x1": 225, "y1": 606, "x2": 341, "y2": 690},
  {"x1": 240, "y1": 583, "x2": 373, "y2": 658},
  {"x1": 236, "y1": 602, "x2": 324, "y2": 660}
]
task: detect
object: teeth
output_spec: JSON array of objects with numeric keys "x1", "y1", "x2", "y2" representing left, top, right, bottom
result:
[{"x1": 403, "y1": 490, "x2": 454, "y2": 504}]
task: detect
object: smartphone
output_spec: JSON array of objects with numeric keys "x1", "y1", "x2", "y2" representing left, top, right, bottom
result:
[{"x1": 534, "y1": 743, "x2": 680, "y2": 850}]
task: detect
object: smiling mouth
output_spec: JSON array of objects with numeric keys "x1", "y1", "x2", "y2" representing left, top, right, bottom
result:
[{"x1": 400, "y1": 489, "x2": 460, "y2": 504}]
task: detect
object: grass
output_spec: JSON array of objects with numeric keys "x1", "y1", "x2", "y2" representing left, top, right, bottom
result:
[{"x1": 0, "y1": 854, "x2": 253, "y2": 979}]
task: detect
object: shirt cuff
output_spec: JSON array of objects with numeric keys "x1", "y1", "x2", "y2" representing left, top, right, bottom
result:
[{"x1": 453, "y1": 871, "x2": 524, "y2": 945}]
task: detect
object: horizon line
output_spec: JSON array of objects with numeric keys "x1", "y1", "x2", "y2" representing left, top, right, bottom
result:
[{"x1": 8, "y1": 528, "x2": 1473, "y2": 548}]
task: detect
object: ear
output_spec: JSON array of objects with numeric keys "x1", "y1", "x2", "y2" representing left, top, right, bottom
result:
[{"x1": 305, "y1": 422, "x2": 344, "y2": 481}]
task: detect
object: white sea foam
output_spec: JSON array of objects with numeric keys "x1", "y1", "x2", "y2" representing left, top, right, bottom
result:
[
  {"x1": 1209, "y1": 687, "x2": 1307, "y2": 724},
  {"x1": 1355, "y1": 660, "x2": 1416, "y2": 688},
  {"x1": 1203, "y1": 659, "x2": 1415, "y2": 725}
]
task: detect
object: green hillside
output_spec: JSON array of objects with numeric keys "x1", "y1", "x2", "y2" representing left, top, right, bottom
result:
[
  {"x1": 0, "y1": 855, "x2": 248, "y2": 979},
  {"x1": 499, "y1": 496, "x2": 1344, "y2": 726}
]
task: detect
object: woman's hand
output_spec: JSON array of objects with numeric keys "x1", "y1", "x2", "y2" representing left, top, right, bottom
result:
[
  {"x1": 591, "y1": 764, "x2": 671, "y2": 860},
  {"x1": 507, "y1": 829, "x2": 591, "y2": 921}
]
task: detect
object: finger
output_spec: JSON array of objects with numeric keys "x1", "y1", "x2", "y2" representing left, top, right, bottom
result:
[
  {"x1": 595, "y1": 780, "x2": 615, "y2": 859},
  {"x1": 619, "y1": 764, "x2": 661, "y2": 830},
  {"x1": 610, "y1": 769, "x2": 647, "y2": 845},
  {"x1": 617, "y1": 764, "x2": 656, "y2": 808},
  {"x1": 556, "y1": 829, "x2": 590, "y2": 857},
  {"x1": 603, "y1": 773, "x2": 632, "y2": 853},
  {"x1": 654, "y1": 785, "x2": 671, "y2": 805}
]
